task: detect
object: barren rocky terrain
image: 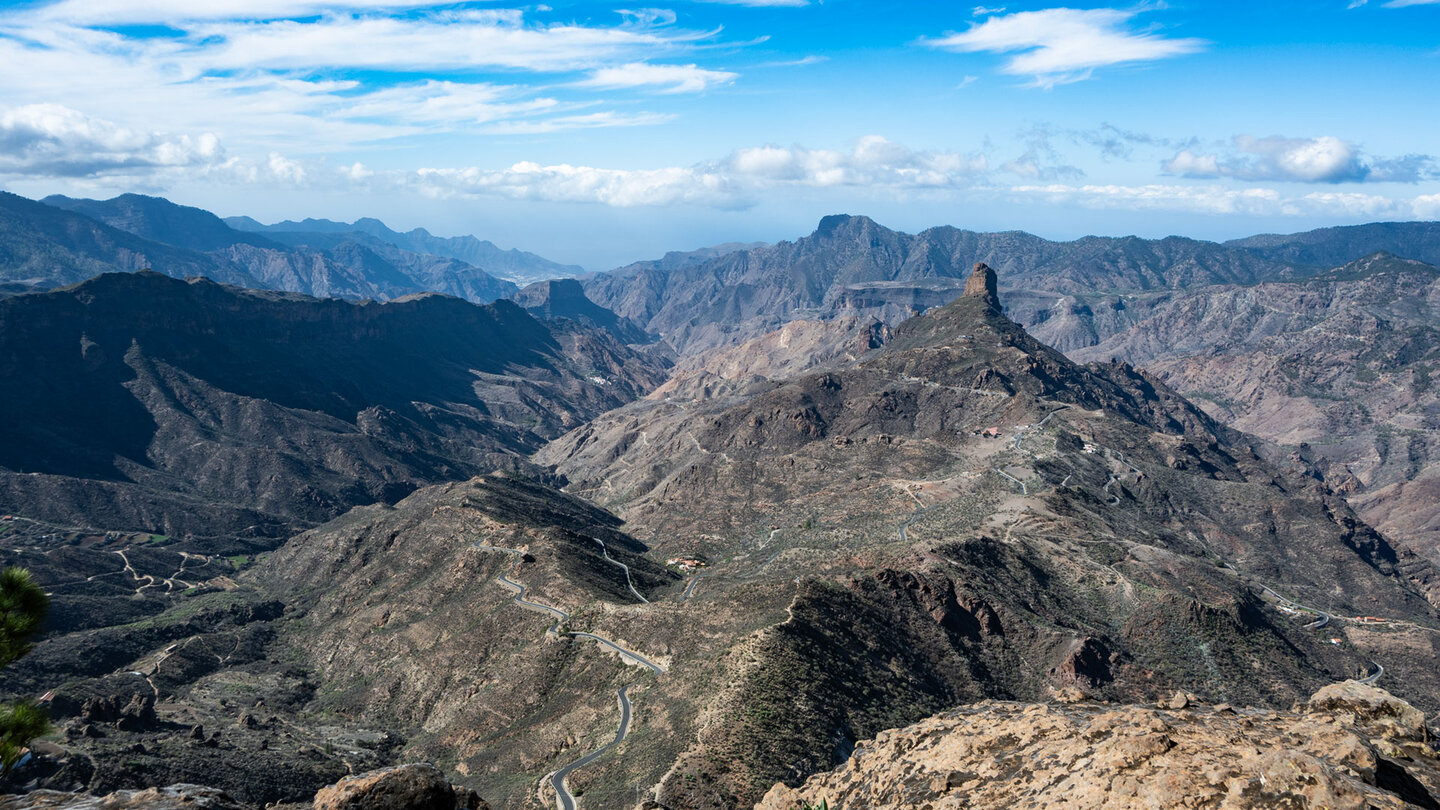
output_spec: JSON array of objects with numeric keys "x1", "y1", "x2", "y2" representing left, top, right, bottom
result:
[
  {"x1": 3, "y1": 248, "x2": 1440, "y2": 810},
  {"x1": 1068, "y1": 253, "x2": 1440, "y2": 569},
  {"x1": 758, "y1": 680, "x2": 1440, "y2": 810}
]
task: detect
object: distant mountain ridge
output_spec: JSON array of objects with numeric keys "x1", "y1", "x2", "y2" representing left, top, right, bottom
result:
[
  {"x1": 42, "y1": 193, "x2": 286, "y2": 253},
  {"x1": 227, "y1": 214, "x2": 584, "y2": 284},
  {"x1": 0, "y1": 191, "x2": 253, "y2": 290},
  {"x1": 580, "y1": 214, "x2": 1310, "y2": 354},
  {"x1": 1068, "y1": 251, "x2": 1440, "y2": 570},
  {"x1": 38, "y1": 193, "x2": 517, "y2": 303},
  {"x1": 582, "y1": 213, "x2": 1440, "y2": 356},
  {"x1": 1227, "y1": 221, "x2": 1440, "y2": 268}
]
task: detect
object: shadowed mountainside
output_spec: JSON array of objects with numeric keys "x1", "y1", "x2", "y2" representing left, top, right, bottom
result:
[
  {"x1": 0, "y1": 192, "x2": 250, "y2": 290},
  {"x1": 0, "y1": 271, "x2": 668, "y2": 538},
  {"x1": 511, "y1": 278, "x2": 652, "y2": 345}
]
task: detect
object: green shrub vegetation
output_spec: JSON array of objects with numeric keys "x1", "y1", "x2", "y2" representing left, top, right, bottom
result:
[{"x1": 0, "y1": 566, "x2": 50, "y2": 775}]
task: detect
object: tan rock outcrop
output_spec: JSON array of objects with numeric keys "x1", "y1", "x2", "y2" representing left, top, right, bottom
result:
[
  {"x1": 757, "y1": 682, "x2": 1440, "y2": 810},
  {"x1": 962, "y1": 262, "x2": 1001, "y2": 312},
  {"x1": 312, "y1": 764, "x2": 485, "y2": 810}
]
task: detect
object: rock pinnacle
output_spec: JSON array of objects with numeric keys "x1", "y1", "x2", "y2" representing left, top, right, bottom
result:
[{"x1": 963, "y1": 262, "x2": 1000, "y2": 312}]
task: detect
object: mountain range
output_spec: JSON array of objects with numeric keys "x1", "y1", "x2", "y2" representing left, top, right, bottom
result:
[
  {"x1": 2, "y1": 202, "x2": 1440, "y2": 810},
  {"x1": 581, "y1": 213, "x2": 1440, "y2": 355},
  {"x1": 38, "y1": 194, "x2": 519, "y2": 304},
  {"x1": 224, "y1": 214, "x2": 585, "y2": 285}
]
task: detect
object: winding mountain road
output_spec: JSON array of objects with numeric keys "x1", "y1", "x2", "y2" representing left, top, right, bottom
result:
[
  {"x1": 682, "y1": 549, "x2": 782, "y2": 602},
  {"x1": 592, "y1": 537, "x2": 649, "y2": 604},
  {"x1": 473, "y1": 542, "x2": 664, "y2": 810},
  {"x1": 549, "y1": 686, "x2": 634, "y2": 810}
]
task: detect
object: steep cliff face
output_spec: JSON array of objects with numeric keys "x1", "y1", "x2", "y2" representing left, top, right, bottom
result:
[
  {"x1": 0, "y1": 272, "x2": 667, "y2": 536},
  {"x1": 511, "y1": 278, "x2": 651, "y2": 344}
]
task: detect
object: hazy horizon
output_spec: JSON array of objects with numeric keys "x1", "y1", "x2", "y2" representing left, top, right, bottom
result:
[{"x1": 3, "y1": 1, "x2": 1438, "y2": 268}]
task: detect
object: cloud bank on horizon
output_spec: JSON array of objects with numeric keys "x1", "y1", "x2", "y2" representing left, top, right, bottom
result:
[{"x1": 0, "y1": 0, "x2": 1437, "y2": 264}]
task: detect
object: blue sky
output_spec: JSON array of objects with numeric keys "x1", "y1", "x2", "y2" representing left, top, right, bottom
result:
[{"x1": 0, "y1": 0, "x2": 1437, "y2": 268}]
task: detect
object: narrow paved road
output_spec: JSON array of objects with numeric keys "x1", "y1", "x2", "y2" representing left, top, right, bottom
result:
[
  {"x1": 992, "y1": 468, "x2": 1028, "y2": 495},
  {"x1": 592, "y1": 537, "x2": 649, "y2": 604},
  {"x1": 682, "y1": 549, "x2": 782, "y2": 602},
  {"x1": 1253, "y1": 582, "x2": 1385, "y2": 685},
  {"x1": 550, "y1": 686, "x2": 633, "y2": 810},
  {"x1": 473, "y1": 542, "x2": 664, "y2": 810}
]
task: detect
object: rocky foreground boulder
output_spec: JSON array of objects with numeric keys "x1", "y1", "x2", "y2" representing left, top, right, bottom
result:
[
  {"x1": 312, "y1": 765, "x2": 485, "y2": 810},
  {"x1": 758, "y1": 682, "x2": 1440, "y2": 810}
]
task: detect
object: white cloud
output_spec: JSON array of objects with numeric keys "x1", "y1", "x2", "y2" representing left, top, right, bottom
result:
[
  {"x1": 575, "y1": 62, "x2": 739, "y2": 94},
  {"x1": 480, "y1": 111, "x2": 677, "y2": 135},
  {"x1": 692, "y1": 0, "x2": 810, "y2": 6},
  {"x1": 187, "y1": 12, "x2": 706, "y2": 74},
  {"x1": 1009, "y1": 183, "x2": 1284, "y2": 215},
  {"x1": 396, "y1": 135, "x2": 988, "y2": 207},
  {"x1": 924, "y1": 7, "x2": 1205, "y2": 87},
  {"x1": 1163, "y1": 135, "x2": 1434, "y2": 183},
  {"x1": 1413, "y1": 194, "x2": 1440, "y2": 218},
  {"x1": 265, "y1": 152, "x2": 307, "y2": 184},
  {"x1": 1164, "y1": 150, "x2": 1221, "y2": 177},
  {"x1": 0, "y1": 104, "x2": 224, "y2": 177},
  {"x1": 330, "y1": 81, "x2": 561, "y2": 127},
  {"x1": 758, "y1": 55, "x2": 827, "y2": 68},
  {"x1": 0, "y1": 5, "x2": 732, "y2": 153},
  {"x1": 27, "y1": 0, "x2": 439, "y2": 24},
  {"x1": 1005, "y1": 182, "x2": 1431, "y2": 219},
  {"x1": 412, "y1": 162, "x2": 741, "y2": 208},
  {"x1": 721, "y1": 136, "x2": 988, "y2": 189}
]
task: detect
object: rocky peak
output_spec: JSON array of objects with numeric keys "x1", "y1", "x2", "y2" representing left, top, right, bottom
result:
[
  {"x1": 963, "y1": 262, "x2": 1000, "y2": 311},
  {"x1": 511, "y1": 277, "x2": 650, "y2": 343},
  {"x1": 812, "y1": 213, "x2": 882, "y2": 241}
]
